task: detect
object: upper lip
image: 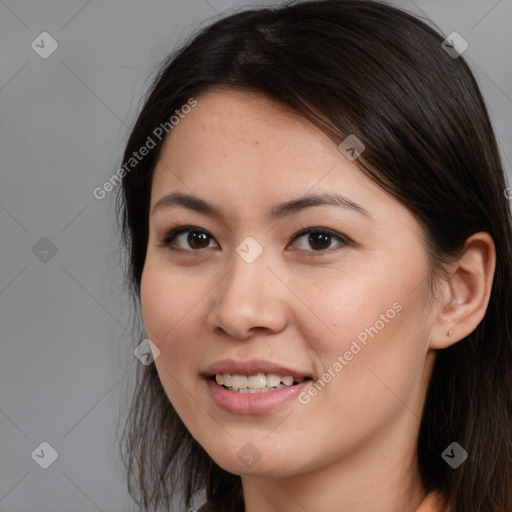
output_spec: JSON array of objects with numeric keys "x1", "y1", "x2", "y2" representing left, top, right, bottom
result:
[{"x1": 202, "y1": 359, "x2": 313, "y2": 379}]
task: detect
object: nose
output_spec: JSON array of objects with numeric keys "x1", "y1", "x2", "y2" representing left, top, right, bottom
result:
[{"x1": 207, "y1": 247, "x2": 289, "y2": 340}]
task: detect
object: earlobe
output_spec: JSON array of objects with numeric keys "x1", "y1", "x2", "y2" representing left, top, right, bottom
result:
[{"x1": 429, "y1": 232, "x2": 496, "y2": 350}]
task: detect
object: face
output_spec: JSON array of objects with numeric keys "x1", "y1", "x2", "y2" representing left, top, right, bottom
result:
[{"x1": 140, "y1": 89, "x2": 437, "y2": 479}]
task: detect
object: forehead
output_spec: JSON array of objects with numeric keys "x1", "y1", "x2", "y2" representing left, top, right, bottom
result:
[
  {"x1": 163, "y1": 89, "x2": 334, "y2": 169},
  {"x1": 153, "y1": 90, "x2": 371, "y2": 194}
]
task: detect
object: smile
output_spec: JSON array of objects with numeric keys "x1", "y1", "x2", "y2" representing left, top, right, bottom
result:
[
  {"x1": 213, "y1": 372, "x2": 309, "y2": 392},
  {"x1": 206, "y1": 375, "x2": 312, "y2": 414}
]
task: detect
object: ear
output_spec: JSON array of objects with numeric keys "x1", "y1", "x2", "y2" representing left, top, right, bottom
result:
[{"x1": 429, "y1": 232, "x2": 496, "y2": 350}]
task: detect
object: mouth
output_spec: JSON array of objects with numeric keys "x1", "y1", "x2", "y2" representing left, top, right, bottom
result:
[
  {"x1": 208, "y1": 373, "x2": 313, "y2": 393},
  {"x1": 204, "y1": 372, "x2": 314, "y2": 414}
]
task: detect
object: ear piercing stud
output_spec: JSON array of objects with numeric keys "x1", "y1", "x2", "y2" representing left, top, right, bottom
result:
[{"x1": 447, "y1": 330, "x2": 453, "y2": 337}]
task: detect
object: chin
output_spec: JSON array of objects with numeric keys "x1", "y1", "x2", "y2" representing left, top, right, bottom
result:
[{"x1": 208, "y1": 449, "x2": 305, "y2": 479}]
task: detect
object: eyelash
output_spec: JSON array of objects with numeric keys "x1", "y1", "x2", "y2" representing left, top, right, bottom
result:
[{"x1": 156, "y1": 225, "x2": 351, "y2": 256}]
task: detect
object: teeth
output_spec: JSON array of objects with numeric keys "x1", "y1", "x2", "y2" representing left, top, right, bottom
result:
[
  {"x1": 247, "y1": 374, "x2": 265, "y2": 388},
  {"x1": 214, "y1": 372, "x2": 306, "y2": 391},
  {"x1": 231, "y1": 374, "x2": 248, "y2": 388},
  {"x1": 264, "y1": 373, "x2": 281, "y2": 388},
  {"x1": 281, "y1": 375, "x2": 294, "y2": 386}
]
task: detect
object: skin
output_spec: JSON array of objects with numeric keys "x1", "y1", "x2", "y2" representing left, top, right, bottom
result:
[{"x1": 140, "y1": 89, "x2": 496, "y2": 512}]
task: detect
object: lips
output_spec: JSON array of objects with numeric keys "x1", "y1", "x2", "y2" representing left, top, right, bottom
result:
[
  {"x1": 205, "y1": 377, "x2": 312, "y2": 414},
  {"x1": 202, "y1": 358, "x2": 313, "y2": 380}
]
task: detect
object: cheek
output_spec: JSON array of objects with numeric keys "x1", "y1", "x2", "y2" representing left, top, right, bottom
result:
[
  {"x1": 304, "y1": 271, "x2": 402, "y2": 354},
  {"x1": 306, "y1": 269, "x2": 426, "y2": 394},
  {"x1": 318, "y1": 274, "x2": 428, "y2": 395},
  {"x1": 140, "y1": 259, "x2": 211, "y2": 373},
  {"x1": 140, "y1": 264, "x2": 167, "y2": 343},
  {"x1": 139, "y1": 262, "x2": 201, "y2": 412},
  {"x1": 140, "y1": 260, "x2": 189, "y2": 352}
]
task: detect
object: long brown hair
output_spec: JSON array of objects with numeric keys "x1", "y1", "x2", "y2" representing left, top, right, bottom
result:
[{"x1": 115, "y1": 1, "x2": 512, "y2": 510}]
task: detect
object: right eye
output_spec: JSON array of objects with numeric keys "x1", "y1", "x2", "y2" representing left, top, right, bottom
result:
[{"x1": 157, "y1": 225, "x2": 219, "y2": 252}]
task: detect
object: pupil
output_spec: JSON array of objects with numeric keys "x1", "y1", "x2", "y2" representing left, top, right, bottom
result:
[
  {"x1": 188, "y1": 232, "x2": 209, "y2": 249},
  {"x1": 309, "y1": 232, "x2": 330, "y2": 250}
]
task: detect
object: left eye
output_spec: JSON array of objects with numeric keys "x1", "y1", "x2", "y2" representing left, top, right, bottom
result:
[
  {"x1": 290, "y1": 228, "x2": 350, "y2": 253},
  {"x1": 158, "y1": 226, "x2": 350, "y2": 254}
]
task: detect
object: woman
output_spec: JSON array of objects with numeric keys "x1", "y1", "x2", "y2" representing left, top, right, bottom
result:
[{"x1": 116, "y1": 1, "x2": 512, "y2": 511}]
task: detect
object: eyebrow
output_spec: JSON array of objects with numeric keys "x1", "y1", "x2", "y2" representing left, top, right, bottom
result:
[{"x1": 151, "y1": 191, "x2": 373, "y2": 221}]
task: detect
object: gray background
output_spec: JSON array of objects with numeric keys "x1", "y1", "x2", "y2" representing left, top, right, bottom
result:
[{"x1": 0, "y1": 0, "x2": 511, "y2": 511}]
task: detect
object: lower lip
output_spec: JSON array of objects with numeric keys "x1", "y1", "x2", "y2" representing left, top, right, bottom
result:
[{"x1": 205, "y1": 378, "x2": 312, "y2": 414}]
